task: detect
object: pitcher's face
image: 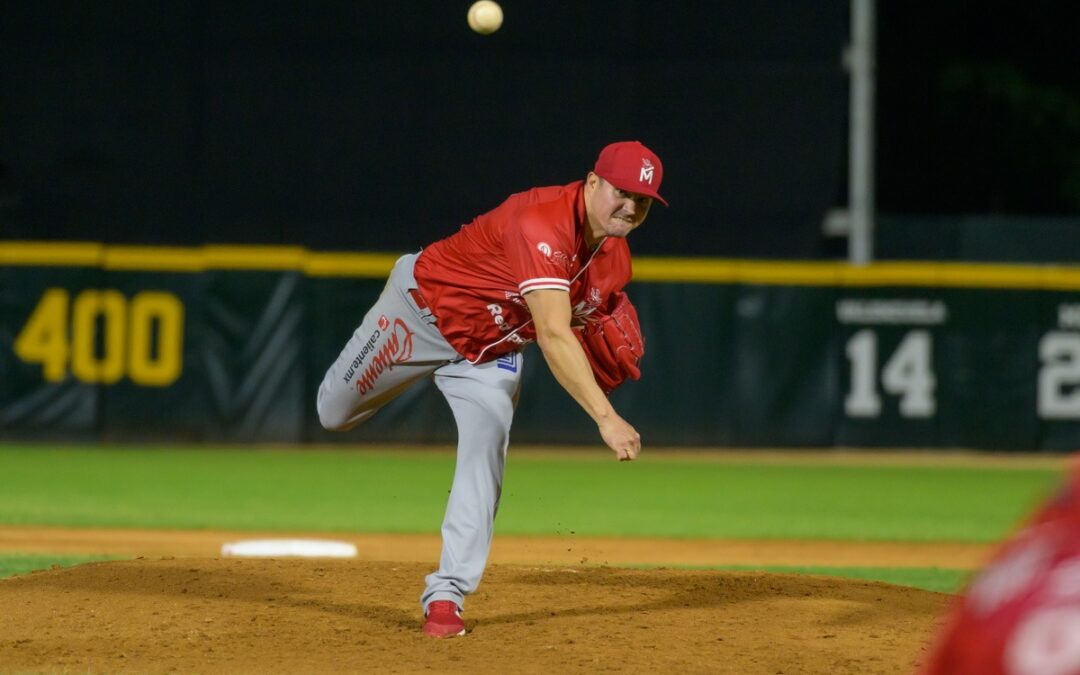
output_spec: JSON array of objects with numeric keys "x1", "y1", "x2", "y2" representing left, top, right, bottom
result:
[{"x1": 585, "y1": 173, "x2": 652, "y2": 241}]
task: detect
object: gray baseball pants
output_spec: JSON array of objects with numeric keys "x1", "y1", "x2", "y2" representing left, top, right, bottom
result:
[{"x1": 316, "y1": 253, "x2": 523, "y2": 612}]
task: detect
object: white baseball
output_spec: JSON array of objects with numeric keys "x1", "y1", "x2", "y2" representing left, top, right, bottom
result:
[{"x1": 467, "y1": 1, "x2": 503, "y2": 35}]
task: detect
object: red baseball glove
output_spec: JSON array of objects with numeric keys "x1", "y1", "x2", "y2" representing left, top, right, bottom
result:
[{"x1": 574, "y1": 291, "x2": 645, "y2": 394}]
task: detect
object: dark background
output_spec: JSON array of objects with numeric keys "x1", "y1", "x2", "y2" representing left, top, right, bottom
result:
[
  {"x1": 2, "y1": 1, "x2": 1078, "y2": 258},
  {"x1": 877, "y1": 1, "x2": 1080, "y2": 217}
]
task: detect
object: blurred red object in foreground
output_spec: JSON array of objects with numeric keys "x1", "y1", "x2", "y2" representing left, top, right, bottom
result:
[{"x1": 921, "y1": 456, "x2": 1080, "y2": 675}]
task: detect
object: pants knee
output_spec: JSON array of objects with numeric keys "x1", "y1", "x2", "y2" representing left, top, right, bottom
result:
[
  {"x1": 316, "y1": 385, "x2": 365, "y2": 432},
  {"x1": 317, "y1": 400, "x2": 349, "y2": 432},
  {"x1": 318, "y1": 402, "x2": 378, "y2": 432},
  {"x1": 456, "y1": 406, "x2": 512, "y2": 448}
]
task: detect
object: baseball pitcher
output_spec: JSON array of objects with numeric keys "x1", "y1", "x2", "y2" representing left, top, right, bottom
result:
[{"x1": 317, "y1": 141, "x2": 665, "y2": 637}]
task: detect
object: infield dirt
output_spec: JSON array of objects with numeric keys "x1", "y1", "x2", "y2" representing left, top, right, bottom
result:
[{"x1": 0, "y1": 527, "x2": 964, "y2": 674}]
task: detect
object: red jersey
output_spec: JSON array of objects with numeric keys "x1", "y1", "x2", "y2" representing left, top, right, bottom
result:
[
  {"x1": 413, "y1": 180, "x2": 632, "y2": 363},
  {"x1": 920, "y1": 461, "x2": 1080, "y2": 675}
]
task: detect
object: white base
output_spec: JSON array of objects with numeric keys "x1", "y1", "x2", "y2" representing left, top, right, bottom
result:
[{"x1": 220, "y1": 539, "x2": 358, "y2": 558}]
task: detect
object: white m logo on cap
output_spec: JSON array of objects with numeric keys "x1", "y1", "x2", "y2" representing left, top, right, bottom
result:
[{"x1": 639, "y1": 158, "x2": 654, "y2": 184}]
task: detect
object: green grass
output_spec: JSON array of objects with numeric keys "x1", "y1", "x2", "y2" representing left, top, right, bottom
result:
[
  {"x1": 5, "y1": 445, "x2": 1044, "y2": 593},
  {"x1": 500, "y1": 457, "x2": 1059, "y2": 541},
  {"x1": 0, "y1": 445, "x2": 1061, "y2": 542},
  {"x1": 0, "y1": 553, "x2": 118, "y2": 579},
  {"x1": 706, "y1": 565, "x2": 969, "y2": 594},
  {"x1": 630, "y1": 563, "x2": 970, "y2": 594}
]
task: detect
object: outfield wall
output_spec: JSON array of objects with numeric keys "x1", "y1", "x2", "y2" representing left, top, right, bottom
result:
[{"x1": 3, "y1": 242, "x2": 1080, "y2": 450}]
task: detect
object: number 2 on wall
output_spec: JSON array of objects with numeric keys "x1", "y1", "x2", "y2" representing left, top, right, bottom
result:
[
  {"x1": 13, "y1": 288, "x2": 184, "y2": 387},
  {"x1": 1038, "y1": 332, "x2": 1080, "y2": 419},
  {"x1": 845, "y1": 329, "x2": 936, "y2": 418}
]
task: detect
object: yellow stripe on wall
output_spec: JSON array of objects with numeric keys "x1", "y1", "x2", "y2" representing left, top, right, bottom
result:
[
  {"x1": 103, "y1": 246, "x2": 206, "y2": 272},
  {"x1": 304, "y1": 252, "x2": 399, "y2": 277},
  {"x1": 0, "y1": 241, "x2": 399, "y2": 279},
  {"x1": 0, "y1": 241, "x2": 105, "y2": 267},
  {"x1": 3, "y1": 241, "x2": 1080, "y2": 289},
  {"x1": 633, "y1": 258, "x2": 1080, "y2": 290}
]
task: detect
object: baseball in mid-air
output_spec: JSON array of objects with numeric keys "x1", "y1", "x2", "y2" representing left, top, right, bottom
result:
[{"x1": 467, "y1": 1, "x2": 503, "y2": 35}]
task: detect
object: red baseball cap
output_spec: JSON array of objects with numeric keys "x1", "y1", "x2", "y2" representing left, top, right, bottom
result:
[{"x1": 593, "y1": 141, "x2": 668, "y2": 206}]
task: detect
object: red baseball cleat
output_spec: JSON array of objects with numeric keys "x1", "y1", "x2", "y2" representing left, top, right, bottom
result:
[{"x1": 423, "y1": 600, "x2": 466, "y2": 638}]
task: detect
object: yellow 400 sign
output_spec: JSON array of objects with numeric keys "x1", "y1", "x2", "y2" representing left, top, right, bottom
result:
[{"x1": 14, "y1": 288, "x2": 184, "y2": 387}]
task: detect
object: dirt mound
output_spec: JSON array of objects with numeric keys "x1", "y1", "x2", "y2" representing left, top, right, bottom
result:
[{"x1": 0, "y1": 558, "x2": 949, "y2": 674}]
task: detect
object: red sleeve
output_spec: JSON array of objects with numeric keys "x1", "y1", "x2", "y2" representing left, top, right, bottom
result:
[{"x1": 503, "y1": 205, "x2": 576, "y2": 295}]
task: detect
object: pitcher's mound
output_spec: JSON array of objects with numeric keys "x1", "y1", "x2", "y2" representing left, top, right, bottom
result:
[{"x1": 0, "y1": 558, "x2": 949, "y2": 674}]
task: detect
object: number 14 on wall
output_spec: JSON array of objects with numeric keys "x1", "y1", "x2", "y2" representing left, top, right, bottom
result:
[
  {"x1": 845, "y1": 330, "x2": 936, "y2": 419},
  {"x1": 844, "y1": 328, "x2": 1080, "y2": 421}
]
